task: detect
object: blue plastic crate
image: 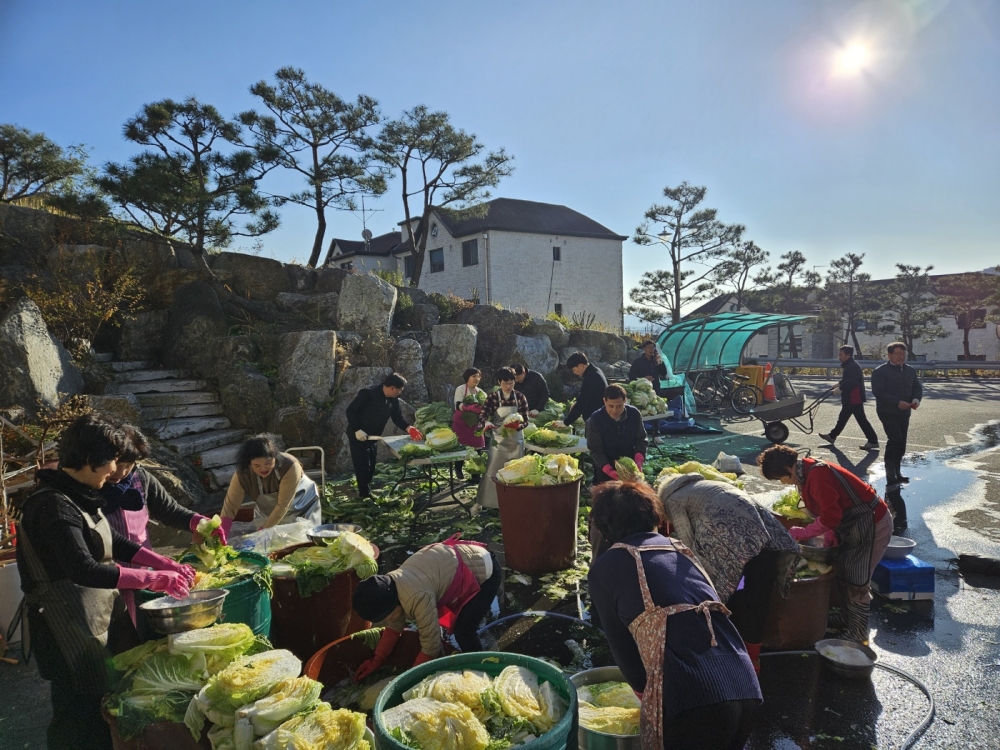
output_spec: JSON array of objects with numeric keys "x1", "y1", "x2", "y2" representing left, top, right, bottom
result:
[{"x1": 872, "y1": 555, "x2": 934, "y2": 600}]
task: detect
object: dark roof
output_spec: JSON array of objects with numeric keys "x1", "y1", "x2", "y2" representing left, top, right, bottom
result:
[
  {"x1": 402, "y1": 198, "x2": 628, "y2": 241},
  {"x1": 329, "y1": 231, "x2": 402, "y2": 259},
  {"x1": 683, "y1": 294, "x2": 744, "y2": 319}
]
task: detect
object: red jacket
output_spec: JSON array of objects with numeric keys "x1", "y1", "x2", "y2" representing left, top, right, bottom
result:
[{"x1": 801, "y1": 458, "x2": 888, "y2": 529}]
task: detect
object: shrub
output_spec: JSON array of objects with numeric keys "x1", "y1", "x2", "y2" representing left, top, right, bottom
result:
[
  {"x1": 371, "y1": 268, "x2": 405, "y2": 287},
  {"x1": 392, "y1": 290, "x2": 416, "y2": 330},
  {"x1": 355, "y1": 330, "x2": 394, "y2": 368},
  {"x1": 428, "y1": 291, "x2": 474, "y2": 321}
]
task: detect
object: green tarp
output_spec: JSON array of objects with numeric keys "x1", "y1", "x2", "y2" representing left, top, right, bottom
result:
[{"x1": 656, "y1": 312, "x2": 814, "y2": 372}]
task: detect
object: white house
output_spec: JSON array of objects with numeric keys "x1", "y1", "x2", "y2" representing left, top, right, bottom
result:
[{"x1": 326, "y1": 198, "x2": 627, "y2": 330}]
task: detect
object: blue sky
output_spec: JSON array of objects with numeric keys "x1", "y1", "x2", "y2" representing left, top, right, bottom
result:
[{"x1": 2, "y1": 0, "x2": 998, "y2": 300}]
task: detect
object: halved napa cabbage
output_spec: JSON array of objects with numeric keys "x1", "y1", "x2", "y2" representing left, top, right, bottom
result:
[
  {"x1": 233, "y1": 676, "x2": 323, "y2": 746},
  {"x1": 492, "y1": 665, "x2": 565, "y2": 733},
  {"x1": 358, "y1": 678, "x2": 394, "y2": 712},
  {"x1": 168, "y1": 623, "x2": 257, "y2": 675},
  {"x1": 577, "y1": 681, "x2": 640, "y2": 736},
  {"x1": 382, "y1": 697, "x2": 490, "y2": 750},
  {"x1": 402, "y1": 670, "x2": 493, "y2": 720},
  {"x1": 253, "y1": 703, "x2": 369, "y2": 750}
]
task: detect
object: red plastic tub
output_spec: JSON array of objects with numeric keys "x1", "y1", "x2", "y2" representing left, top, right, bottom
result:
[
  {"x1": 494, "y1": 477, "x2": 580, "y2": 574},
  {"x1": 104, "y1": 707, "x2": 210, "y2": 750},
  {"x1": 304, "y1": 630, "x2": 425, "y2": 685}
]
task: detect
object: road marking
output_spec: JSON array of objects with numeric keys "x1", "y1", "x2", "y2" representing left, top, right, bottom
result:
[{"x1": 945, "y1": 435, "x2": 957, "y2": 445}]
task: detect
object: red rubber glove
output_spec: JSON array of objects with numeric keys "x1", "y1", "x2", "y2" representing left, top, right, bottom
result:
[
  {"x1": 353, "y1": 628, "x2": 402, "y2": 682},
  {"x1": 117, "y1": 567, "x2": 191, "y2": 598},
  {"x1": 189, "y1": 514, "x2": 228, "y2": 545},
  {"x1": 407, "y1": 426, "x2": 423, "y2": 441},
  {"x1": 603, "y1": 465, "x2": 620, "y2": 481},
  {"x1": 132, "y1": 547, "x2": 196, "y2": 585},
  {"x1": 634, "y1": 453, "x2": 645, "y2": 470},
  {"x1": 413, "y1": 650, "x2": 433, "y2": 667},
  {"x1": 483, "y1": 422, "x2": 496, "y2": 432}
]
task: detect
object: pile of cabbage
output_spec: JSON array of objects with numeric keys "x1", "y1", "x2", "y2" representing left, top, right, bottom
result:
[
  {"x1": 576, "y1": 681, "x2": 641, "y2": 736},
  {"x1": 794, "y1": 557, "x2": 833, "y2": 580},
  {"x1": 397, "y1": 427, "x2": 462, "y2": 463},
  {"x1": 656, "y1": 461, "x2": 744, "y2": 489},
  {"x1": 529, "y1": 399, "x2": 566, "y2": 427},
  {"x1": 271, "y1": 531, "x2": 378, "y2": 597},
  {"x1": 496, "y1": 454, "x2": 584, "y2": 486},
  {"x1": 381, "y1": 665, "x2": 567, "y2": 750},
  {"x1": 772, "y1": 487, "x2": 813, "y2": 520},
  {"x1": 414, "y1": 402, "x2": 454, "y2": 435},
  {"x1": 623, "y1": 379, "x2": 670, "y2": 417},
  {"x1": 463, "y1": 453, "x2": 488, "y2": 476},
  {"x1": 522, "y1": 424, "x2": 578, "y2": 448},
  {"x1": 179, "y1": 529, "x2": 271, "y2": 592}
]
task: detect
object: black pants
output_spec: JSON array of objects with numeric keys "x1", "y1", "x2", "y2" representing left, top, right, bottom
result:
[
  {"x1": 348, "y1": 435, "x2": 379, "y2": 497},
  {"x1": 663, "y1": 698, "x2": 759, "y2": 750},
  {"x1": 49, "y1": 679, "x2": 112, "y2": 750},
  {"x1": 727, "y1": 550, "x2": 782, "y2": 644},
  {"x1": 878, "y1": 411, "x2": 910, "y2": 482},
  {"x1": 452, "y1": 554, "x2": 503, "y2": 653},
  {"x1": 830, "y1": 403, "x2": 879, "y2": 443}
]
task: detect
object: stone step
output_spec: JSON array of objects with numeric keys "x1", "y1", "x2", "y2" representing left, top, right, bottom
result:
[
  {"x1": 93, "y1": 352, "x2": 114, "y2": 363},
  {"x1": 148, "y1": 416, "x2": 231, "y2": 440},
  {"x1": 199, "y1": 443, "x2": 241, "y2": 469},
  {"x1": 136, "y1": 391, "x2": 218, "y2": 408},
  {"x1": 110, "y1": 361, "x2": 151, "y2": 372},
  {"x1": 166, "y1": 428, "x2": 248, "y2": 457},
  {"x1": 113, "y1": 379, "x2": 208, "y2": 394},
  {"x1": 141, "y1": 403, "x2": 224, "y2": 420},
  {"x1": 208, "y1": 464, "x2": 236, "y2": 489},
  {"x1": 113, "y1": 368, "x2": 190, "y2": 383}
]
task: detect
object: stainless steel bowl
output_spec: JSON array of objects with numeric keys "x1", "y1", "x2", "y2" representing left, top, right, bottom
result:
[
  {"x1": 882, "y1": 536, "x2": 916, "y2": 560},
  {"x1": 308, "y1": 523, "x2": 363, "y2": 546},
  {"x1": 815, "y1": 638, "x2": 878, "y2": 680},
  {"x1": 570, "y1": 666, "x2": 642, "y2": 750},
  {"x1": 799, "y1": 542, "x2": 841, "y2": 565},
  {"x1": 139, "y1": 589, "x2": 228, "y2": 635}
]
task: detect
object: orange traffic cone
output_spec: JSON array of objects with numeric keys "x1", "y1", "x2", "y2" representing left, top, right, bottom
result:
[{"x1": 763, "y1": 363, "x2": 777, "y2": 401}]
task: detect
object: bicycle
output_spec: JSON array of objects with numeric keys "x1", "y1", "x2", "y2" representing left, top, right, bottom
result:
[{"x1": 691, "y1": 365, "x2": 764, "y2": 414}]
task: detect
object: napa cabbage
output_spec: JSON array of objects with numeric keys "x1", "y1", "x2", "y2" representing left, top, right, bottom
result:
[
  {"x1": 524, "y1": 429, "x2": 577, "y2": 448},
  {"x1": 577, "y1": 703, "x2": 640, "y2": 736},
  {"x1": 398, "y1": 443, "x2": 434, "y2": 462},
  {"x1": 169, "y1": 623, "x2": 256, "y2": 675},
  {"x1": 495, "y1": 455, "x2": 546, "y2": 485},
  {"x1": 403, "y1": 670, "x2": 493, "y2": 720},
  {"x1": 773, "y1": 488, "x2": 811, "y2": 520},
  {"x1": 463, "y1": 453, "x2": 488, "y2": 476},
  {"x1": 657, "y1": 461, "x2": 744, "y2": 489},
  {"x1": 492, "y1": 666, "x2": 565, "y2": 734},
  {"x1": 541, "y1": 454, "x2": 584, "y2": 484},
  {"x1": 426, "y1": 427, "x2": 461, "y2": 452},
  {"x1": 253, "y1": 703, "x2": 369, "y2": 750},
  {"x1": 233, "y1": 676, "x2": 322, "y2": 748},
  {"x1": 281, "y1": 532, "x2": 378, "y2": 596},
  {"x1": 382, "y1": 697, "x2": 490, "y2": 750},
  {"x1": 614, "y1": 457, "x2": 644, "y2": 483}
]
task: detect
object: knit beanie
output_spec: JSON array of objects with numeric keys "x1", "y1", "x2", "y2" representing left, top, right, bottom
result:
[{"x1": 352, "y1": 574, "x2": 399, "y2": 622}]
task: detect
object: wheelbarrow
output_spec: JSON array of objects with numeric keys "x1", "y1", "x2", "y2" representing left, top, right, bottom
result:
[{"x1": 749, "y1": 388, "x2": 835, "y2": 443}]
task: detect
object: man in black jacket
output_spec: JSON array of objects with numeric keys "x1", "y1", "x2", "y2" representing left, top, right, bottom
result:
[
  {"x1": 586, "y1": 384, "x2": 648, "y2": 485},
  {"x1": 628, "y1": 340, "x2": 668, "y2": 390},
  {"x1": 819, "y1": 345, "x2": 879, "y2": 450},
  {"x1": 554, "y1": 351, "x2": 609, "y2": 428},
  {"x1": 511, "y1": 363, "x2": 550, "y2": 415},
  {"x1": 345, "y1": 372, "x2": 423, "y2": 497},
  {"x1": 870, "y1": 342, "x2": 923, "y2": 487}
]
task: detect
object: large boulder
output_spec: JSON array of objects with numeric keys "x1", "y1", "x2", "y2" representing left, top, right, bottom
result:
[
  {"x1": 285, "y1": 264, "x2": 317, "y2": 292},
  {"x1": 596, "y1": 361, "x2": 632, "y2": 380},
  {"x1": 217, "y1": 335, "x2": 259, "y2": 369},
  {"x1": 568, "y1": 329, "x2": 628, "y2": 363},
  {"x1": 424, "y1": 324, "x2": 477, "y2": 403},
  {"x1": 211, "y1": 252, "x2": 292, "y2": 301},
  {"x1": 118, "y1": 310, "x2": 169, "y2": 362},
  {"x1": 163, "y1": 281, "x2": 229, "y2": 377},
  {"x1": 218, "y1": 364, "x2": 275, "y2": 433},
  {"x1": 277, "y1": 330, "x2": 338, "y2": 405},
  {"x1": 411, "y1": 303, "x2": 440, "y2": 332},
  {"x1": 507, "y1": 334, "x2": 559, "y2": 374},
  {"x1": 270, "y1": 404, "x2": 320, "y2": 447},
  {"x1": 397, "y1": 286, "x2": 429, "y2": 306},
  {"x1": 559, "y1": 345, "x2": 602, "y2": 367},
  {"x1": 323, "y1": 366, "x2": 392, "y2": 473},
  {"x1": 315, "y1": 267, "x2": 351, "y2": 293},
  {"x1": 391, "y1": 338, "x2": 428, "y2": 404},
  {"x1": 337, "y1": 273, "x2": 397, "y2": 335},
  {"x1": 275, "y1": 291, "x2": 338, "y2": 328},
  {"x1": 527, "y1": 317, "x2": 569, "y2": 350},
  {"x1": 0, "y1": 297, "x2": 83, "y2": 416},
  {"x1": 454, "y1": 304, "x2": 529, "y2": 332}
]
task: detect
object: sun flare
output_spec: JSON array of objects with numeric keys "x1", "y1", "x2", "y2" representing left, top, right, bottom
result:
[{"x1": 835, "y1": 42, "x2": 871, "y2": 75}]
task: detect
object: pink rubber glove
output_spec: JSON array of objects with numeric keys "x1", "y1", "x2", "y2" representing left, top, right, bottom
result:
[
  {"x1": 117, "y1": 566, "x2": 191, "y2": 598},
  {"x1": 132, "y1": 547, "x2": 196, "y2": 586},
  {"x1": 789, "y1": 518, "x2": 833, "y2": 542},
  {"x1": 407, "y1": 426, "x2": 424, "y2": 441},
  {"x1": 634, "y1": 453, "x2": 645, "y2": 470},
  {"x1": 220, "y1": 517, "x2": 234, "y2": 538},
  {"x1": 189, "y1": 514, "x2": 228, "y2": 545},
  {"x1": 603, "y1": 465, "x2": 620, "y2": 481}
]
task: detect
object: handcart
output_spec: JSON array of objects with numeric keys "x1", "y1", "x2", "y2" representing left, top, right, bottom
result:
[{"x1": 749, "y1": 385, "x2": 836, "y2": 444}]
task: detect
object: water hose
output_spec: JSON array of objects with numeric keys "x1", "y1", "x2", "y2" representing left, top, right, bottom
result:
[{"x1": 760, "y1": 650, "x2": 935, "y2": 750}]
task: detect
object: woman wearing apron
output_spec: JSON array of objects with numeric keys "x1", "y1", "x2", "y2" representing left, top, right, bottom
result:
[
  {"x1": 474, "y1": 367, "x2": 530, "y2": 508},
  {"x1": 15, "y1": 415, "x2": 195, "y2": 750},
  {"x1": 452, "y1": 367, "x2": 486, "y2": 479},
  {"x1": 588, "y1": 481, "x2": 761, "y2": 750},
  {"x1": 350, "y1": 534, "x2": 503, "y2": 680},
  {"x1": 758, "y1": 445, "x2": 893, "y2": 644},
  {"x1": 220, "y1": 434, "x2": 322, "y2": 535},
  {"x1": 100, "y1": 424, "x2": 226, "y2": 623}
]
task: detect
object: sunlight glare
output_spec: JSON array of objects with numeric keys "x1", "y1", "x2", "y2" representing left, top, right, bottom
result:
[{"x1": 835, "y1": 42, "x2": 871, "y2": 75}]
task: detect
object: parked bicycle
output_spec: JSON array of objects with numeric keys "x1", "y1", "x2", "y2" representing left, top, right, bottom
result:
[{"x1": 690, "y1": 366, "x2": 763, "y2": 413}]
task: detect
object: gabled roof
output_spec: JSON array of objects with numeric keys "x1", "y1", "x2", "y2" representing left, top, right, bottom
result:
[
  {"x1": 401, "y1": 198, "x2": 628, "y2": 241},
  {"x1": 329, "y1": 231, "x2": 402, "y2": 259},
  {"x1": 683, "y1": 294, "x2": 746, "y2": 320}
]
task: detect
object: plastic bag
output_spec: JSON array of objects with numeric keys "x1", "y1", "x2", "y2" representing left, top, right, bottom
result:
[
  {"x1": 231, "y1": 519, "x2": 315, "y2": 554},
  {"x1": 712, "y1": 452, "x2": 743, "y2": 475}
]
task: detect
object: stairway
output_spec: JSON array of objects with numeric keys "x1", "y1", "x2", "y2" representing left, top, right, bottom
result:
[{"x1": 108, "y1": 362, "x2": 246, "y2": 489}]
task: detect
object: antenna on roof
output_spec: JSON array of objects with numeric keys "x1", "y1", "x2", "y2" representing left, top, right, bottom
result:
[
  {"x1": 362, "y1": 228, "x2": 373, "y2": 252},
  {"x1": 337, "y1": 194, "x2": 383, "y2": 248}
]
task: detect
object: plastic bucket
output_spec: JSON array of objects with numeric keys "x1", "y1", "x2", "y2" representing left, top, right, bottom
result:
[
  {"x1": 268, "y1": 542, "x2": 375, "y2": 661},
  {"x1": 103, "y1": 706, "x2": 210, "y2": 750},
  {"x1": 373, "y1": 651, "x2": 578, "y2": 750},
  {"x1": 763, "y1": 569, "x2": 836, "y2": 650},
  {"x1": 136, "y1": 551, "x2": 272, "y2": 640},
  {"x1": 304, "y1": 629, "x2": 425, "y2": 685},
  {"x1": 495, "y1": 478, "x2": 580, "y2": 574}
]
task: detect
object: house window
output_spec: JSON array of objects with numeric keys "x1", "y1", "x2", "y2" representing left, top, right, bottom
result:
[
  {"x1": 554, "y1": 303, "x2": 563, "y2": 315},
  {"x1": 553, "y1": 246, "x2": 561, "y2": 261},
  {"x1": 403, "y1": 255, "x2": 414, "y2": 279},
  {"x1": 429, "y1": 248, "x2": 444, "y2": 273},
  {"x1": 339, "y1": 261, "x2": 353, "y2": 271},
  {"x1": 462, "y1": 239, "x2": 479, "y2": 267}
]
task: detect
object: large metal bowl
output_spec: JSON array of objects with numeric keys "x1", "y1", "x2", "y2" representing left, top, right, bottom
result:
[
  {"x1": 139, "y1": 589, "x2": 228, "y2": 635},
  {"x1": 815, "y1": 638, "x2": 878, "y2": 680},
  {"x1": 882, "y1": 536, "x2": 916, "y2": 560},
  {"x1": 570, "y1": 666, "x2": 642, "y2": 750},
  {"x1": 799, "y1": 542, "x2": 841, "y2": 565},
  {"x1": 308, "y1": 523, "x2": 363, "y2": 546}
]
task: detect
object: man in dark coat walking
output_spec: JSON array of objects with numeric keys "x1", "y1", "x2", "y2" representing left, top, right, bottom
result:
[
  {"x1": 819, "y1": 345, "x2": 879, "y2": 450},
  {"x1": 870, "y1": 342, "x2": 923, "y2": 488}
]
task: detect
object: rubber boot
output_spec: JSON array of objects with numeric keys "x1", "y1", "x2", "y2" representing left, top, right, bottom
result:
[{"x1": 744, "y1": 642, "x2": 762, "y2": 676}]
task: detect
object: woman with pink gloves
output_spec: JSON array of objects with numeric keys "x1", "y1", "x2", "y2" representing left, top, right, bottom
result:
[
  {"x1": 757, "y1": 445, "x2": 893, "y2": 645},
  {"x1": 14, "y1": 415, "x2": 195, "y2": 750}
]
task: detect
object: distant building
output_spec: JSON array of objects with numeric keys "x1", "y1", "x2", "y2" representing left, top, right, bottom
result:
[{"x1": 326, "y1": 198, "x2": 627, "y2": 330}]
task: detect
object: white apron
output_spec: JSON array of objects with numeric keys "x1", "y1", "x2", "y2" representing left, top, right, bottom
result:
[
  {"x1": 252, "y1": 466, "x2": 322, "y2": 529},
  {"x1": 477, "y1": 395, "x2": 524, "y2": 509}
]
